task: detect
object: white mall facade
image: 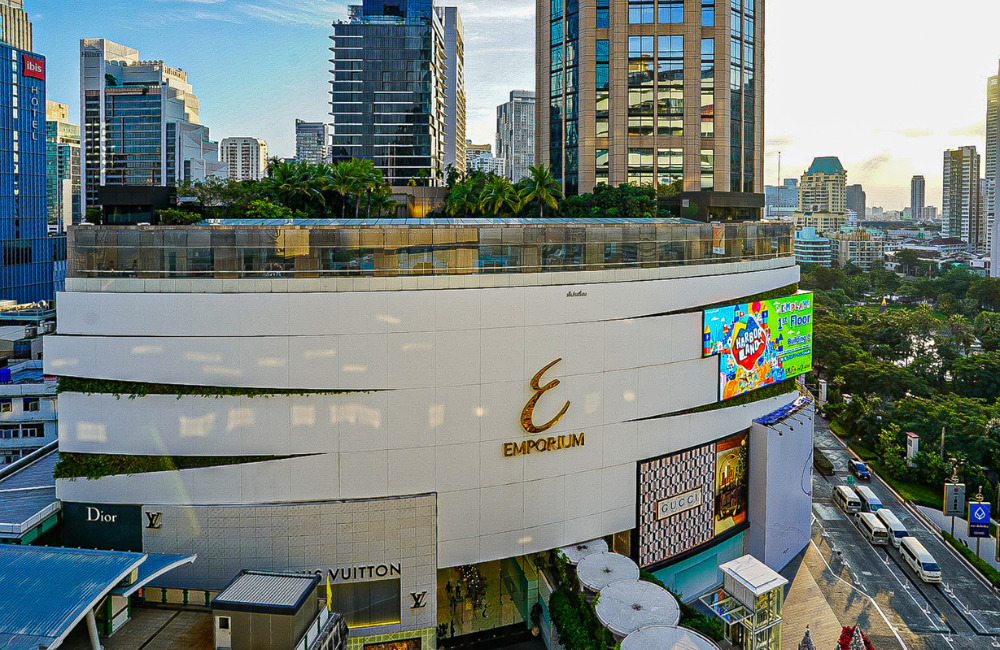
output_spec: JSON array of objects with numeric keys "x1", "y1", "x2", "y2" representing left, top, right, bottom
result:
[{"x1": 47, "y1": 219, "x2": 813, "y2": 647}]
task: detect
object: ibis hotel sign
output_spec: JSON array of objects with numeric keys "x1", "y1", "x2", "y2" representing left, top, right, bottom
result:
[{"x1": 502, "y1": 358, "x2": 585, "y2": 457}]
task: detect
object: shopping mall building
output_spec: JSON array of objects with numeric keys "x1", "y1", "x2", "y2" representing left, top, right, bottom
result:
[{"x1": 46, "y1": 218, "x2": 814, "y2": 648}]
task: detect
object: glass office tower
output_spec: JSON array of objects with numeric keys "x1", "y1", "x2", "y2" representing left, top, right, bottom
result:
[
  {"x1": 536, "y1": 0, "x2": 764, "y2": 219},
  {"x1": 330, "y1": 0, "x2": 462, "y2": 187},
  {"x1": 0, "y1": 43, "x2": 59, "y2": 302}
]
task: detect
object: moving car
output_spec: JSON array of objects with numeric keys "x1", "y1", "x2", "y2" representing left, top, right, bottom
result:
[{"x1": 849, "y1": 460, "x2": 871, "y2": 480}]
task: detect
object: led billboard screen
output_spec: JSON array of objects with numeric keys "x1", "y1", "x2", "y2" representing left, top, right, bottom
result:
[
  {"x1": 637, "y1": 431, "x2": 749, "y2": 568},
  {"x1": 703, "y1": 293, "x2": 813, "y2": 401}
]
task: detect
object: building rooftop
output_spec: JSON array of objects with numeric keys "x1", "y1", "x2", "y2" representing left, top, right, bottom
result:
[
  {"x1": 0, "y1": 443, "x2": 59, "y2": 541},
  {"x1": 0, "y1": 545, "x2": 193, "y2": 650},
  {"x1": 212, "y1": 570, "x2": 320, "y2": 615},
  {"x1": 720, "y1": 555, "x2": 788, "y2": 597},
  {"x1": 806, "y1": 157, "x2": 845, "y2": 176}
]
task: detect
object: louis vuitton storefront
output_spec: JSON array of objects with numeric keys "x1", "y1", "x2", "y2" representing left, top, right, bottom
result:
[{"x1": 49, "y1": 219, "x2": 813, "y2": 648}]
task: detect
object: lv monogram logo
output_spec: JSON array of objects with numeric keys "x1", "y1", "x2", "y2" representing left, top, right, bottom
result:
[
  {"x1": 520, "y1": 358, "x2": 571, "y2": 434},
  {"x1": 145, "y1": 512, "x2": 163, "y2": 529},
  {"x1": 410, "y1": 591, "x2": 428, "y2": 608}
]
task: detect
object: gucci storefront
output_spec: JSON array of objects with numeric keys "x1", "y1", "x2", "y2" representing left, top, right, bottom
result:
[{"x1": 50, "y1": 219, "x2": 812, "y2": 647}]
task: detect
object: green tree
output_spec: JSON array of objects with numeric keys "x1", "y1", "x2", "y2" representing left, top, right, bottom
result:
[
  {"x1": 894, "y1": 248, "x2": 921, "y2": 276},
  {"x1": 519, "y1": 164, "x2": 563, "y2": 218},
  {"x1": 259, "y1": 160, "x2": 325, "y2": 213},
  {"x1": 952, "y1": 353, "x2": 1000, "y2": 402},
  {"x1": 974, "y1": 312, "x2": 1000, "y2": 352},
  {"x1": 480, "y1": 176, "x2": 520, "y2": 215}
]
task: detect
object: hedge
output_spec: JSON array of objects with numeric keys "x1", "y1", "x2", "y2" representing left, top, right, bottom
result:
[
  {"x1": 674, "y1": 378, "x2": 801, "y2": 417},
  {"x1": 813, "y1": 447, "x2": 835, "y2": 475},
  {"x1": 639, "y1": 571, "x2": 724, "y2": 641},
  {"x1": 941, "y1": 530, "x2": 1000, "y2": 589},
  {"x1": 54, "y1": 453, "x2": 291, "y2": 480},
  {"x1": 57, "y1": 376, "x2": 359, "y2": 400}
]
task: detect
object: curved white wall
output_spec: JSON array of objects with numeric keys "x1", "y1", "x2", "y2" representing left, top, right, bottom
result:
[{"x1": 51, "y1": 263, "x2": 801, "y2": 568}]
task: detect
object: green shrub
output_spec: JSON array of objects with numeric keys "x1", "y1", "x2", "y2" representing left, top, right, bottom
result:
[
  {"x1": 57, "y1": 376, "x2": 357, "y2": 400},
  {"x1": 941, "y1": 530, "x2": 1000, "y2": 588},
  {"x1": 813, "y1": 447, "x2": 835, "y2": 475},
  {"x1": 155, "y1": 208, "x2": 202, "y2": 225},
  {"x1": 54, "y1": 453, "x2": 289, "y2": 480},
  {"x1": 640, "y1": 571, "x2": 723, "y2": 641}
]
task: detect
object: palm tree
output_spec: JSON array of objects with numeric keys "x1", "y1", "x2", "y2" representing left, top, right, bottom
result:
[
  {"x1": 446, "y1": 181, "x2": 482, "y2": 218},
  {"x1": 519, "y1": 164, "x2": 563, "y2": 218},
  {"x1": 368, "y1": 188, "x2": 398, "y2": 218},
  {"x1": 481, "y1": 176, "x2": 520, "y2": 216},
  {"x1": 259, "y1": 160, "x2": 324, "y2": 212},
  {"x1": 330, "y1": 160, "x2": 363, "y2": 219}
]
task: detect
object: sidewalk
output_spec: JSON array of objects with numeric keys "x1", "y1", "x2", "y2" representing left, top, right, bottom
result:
[
  {"x1": 781, "y1": 545, "x2": 845, "y2": 650},
  {"x1": 918, "y1": 506, "x2": 1000, "y2": 571}
]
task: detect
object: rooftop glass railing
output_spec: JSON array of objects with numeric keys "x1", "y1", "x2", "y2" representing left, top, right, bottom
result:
[{"x1": 67, "y1": 218, "x2": 793, "y2": 279}]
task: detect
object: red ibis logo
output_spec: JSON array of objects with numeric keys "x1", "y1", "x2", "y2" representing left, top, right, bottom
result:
[
  {"x1": 22, "y1": 55, "x2": 45, "y2": 81},
  {"x1": 729, "y1": 316, "x2": 767, "y2": 371}
]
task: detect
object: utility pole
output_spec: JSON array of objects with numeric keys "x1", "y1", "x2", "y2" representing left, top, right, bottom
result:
[{"x1": 940, "y1": 427, "x2": 946, "y2": 458}]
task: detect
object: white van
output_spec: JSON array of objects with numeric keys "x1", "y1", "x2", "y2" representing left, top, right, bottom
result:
[
  {"x1": 855, "y1": 485, "x2": 883, "y2": 512},
  {"x1": 875, "y1": 509, "x2": 909, "y2": 548},
  {"x1": 855, "y1": 512, "x2": 889, "y2": 546},
  {"x1": 900, "y1": 537, "x2": 941, "y2": 583},
  {"x1": 834, "y1": 485, "x2": 862, "y2": 513}
]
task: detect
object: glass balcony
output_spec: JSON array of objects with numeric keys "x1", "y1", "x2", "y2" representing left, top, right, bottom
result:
[{"x1": 67, "y1": 218, "x2": 793, "y2": 279}]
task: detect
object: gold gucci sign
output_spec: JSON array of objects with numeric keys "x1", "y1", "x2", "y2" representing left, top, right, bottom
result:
[
  {"x1": 504, "y1": 358, "x2": 584, "y2": 458},
  {"x1": 520, "y1": 358, "x2": 571, "y2": 434}
]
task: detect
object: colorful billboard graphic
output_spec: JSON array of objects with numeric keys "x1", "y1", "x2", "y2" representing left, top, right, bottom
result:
[
  {"x1": 703, "y1": 293, "x2": 813, "y2": 401},
  {"x1": 637, "y1": 431, "x2": 750, "y2": 568}
]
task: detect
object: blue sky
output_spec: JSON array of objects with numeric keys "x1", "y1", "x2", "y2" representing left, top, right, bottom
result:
[
  {"x1": 28, "y1": 0, "x2": 1000, "y2": 209},
  {"x1": 30, "y1": 0, "x2": 534, "y2": 158}
]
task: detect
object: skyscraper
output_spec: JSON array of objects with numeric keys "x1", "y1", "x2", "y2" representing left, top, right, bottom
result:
[
  {"x1": 1, "y1": 29, "x2": 58, "y2": 302},
  {"x1": 496, "y1": 90, "x2": 535, "y2": 182},
  {"x1": 441, "y1": 6, "x2": 466, "y2": 175},
  {"x1": 536, "y1": 0, "x2": 763, "y2": 218},
  {"x1": 942, "y1": 146, "x2": 981, "y2": 250},
  {"x1": 0, "y1": 0, "x2": 31, "y2": 51},
  {"x1": 986, "y1": 75, "x2": 998, "y2": 250},
  {"x1": 80, "y1": 39, "x2": 226, "y2": 219},
  {"x1": 910, "y1": 175, "x2": 925, "y2": 223},
  {"x1": 294, "y1": 120, "x2": 331, "y2": 165},
  {"x1": 220, "y1": 137, "x2": 268, "y2": 181},
  {"x1": 330, "y1": 0, "x2": 464, "y2": 187},
  {"x1": 799, "y1": 157, "x2": 846, "y2": 214},
  {"x1": 46, "y1": 101, "x2": 81, "y2": 230},
  {"x1": 846, "y1": 183, "x2": 865, "y2": 223}
]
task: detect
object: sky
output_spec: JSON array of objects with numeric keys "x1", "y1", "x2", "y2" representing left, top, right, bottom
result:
[{"x1": 26, "y1": 0, "x2": 1000, "y2": 209}]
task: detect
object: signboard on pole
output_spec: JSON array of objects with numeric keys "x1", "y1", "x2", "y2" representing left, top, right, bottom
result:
[
  {"x1": 944, "y1": 484, "x2": 965, "y2": 517},
  {"x1": 969, "y1": 502, "x2": 991, "y2": 539}
]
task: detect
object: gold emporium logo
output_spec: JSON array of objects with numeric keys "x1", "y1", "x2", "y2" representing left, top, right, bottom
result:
[{"x1": 503, "y1": 358, "x2": 585, "y2": 458}]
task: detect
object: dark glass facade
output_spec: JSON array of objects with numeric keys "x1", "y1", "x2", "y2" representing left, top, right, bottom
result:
[
  {"x1": 0, "y1": 44, "x2": 59, "y2": 302},
  {"x1": 330, "y1": 2, "x2": 447, "y2": 186}
]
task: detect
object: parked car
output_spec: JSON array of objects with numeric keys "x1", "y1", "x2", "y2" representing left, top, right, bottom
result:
[{"x1": 849, "y1": 460, "x2": 871, "y2": 480}]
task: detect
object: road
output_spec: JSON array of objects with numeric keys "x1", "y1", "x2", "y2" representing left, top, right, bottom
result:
[{"x1": 812, "y1": 418, "x2": 1000, "y2": 650}]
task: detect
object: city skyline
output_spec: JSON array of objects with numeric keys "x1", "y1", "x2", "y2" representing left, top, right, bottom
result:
[{"x1": 23, "y1": 0, "x2": 1000, "y2": 208}]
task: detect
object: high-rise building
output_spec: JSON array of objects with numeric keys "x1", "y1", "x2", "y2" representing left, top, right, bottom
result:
[
  {"x1": 910, "y1": 175, "x2": 925, "y2": 223},
  {"x1": 46, "y1": 101, "x2": 81, "y2": 231},
  {"x1": 763, "y1": 178, "x2": 798, "y2": 218},
  {"x1": 942, "y1": 146, "x2": 981, "y2": 250},
  {"x1": 331, "y1": 1, "x2": 464, "y2": 187},
  {"x1": 496, "y1": 90, "x2": 535, "y2": 182},
  {"x1": 0, "y1": 0, "x2": 31, "y2": 50},
  {"x1": 294, "y1": 120, "x2": 330, "y2": 165},
  {"x1": 441, "y1": 6, "x2": 466, "y2": 176},
  {"x1": 220, "y1": 137, "x2": 269, "y2": 181},
  {"x1": 80, "y1": 39, "x2": 227, "y2": 219},
  {"x1": 846, "y1": 184, "x2": 865, "y2": 223},
  {"x1": 986, "y1": 74, "x2": 999, "y2": 250},
  {"x1": 465, "y1": 141, "x2": 491, "y2": 166},
  {"x1": 1, "y1": 35, "x2": 59, "y2": 302},
  {"x1": 798, "y1": 157, "x2": 846, "y2": 214},
  {"x1": 536, "y1": 0, "x2": 764, "y2": 218}
]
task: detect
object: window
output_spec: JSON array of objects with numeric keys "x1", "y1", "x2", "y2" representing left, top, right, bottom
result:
[
  {"x1": 629, "y1": 0, "x2": 653, "y2": 23},
  {"x1": 702, "y1": 2, "x2": 715, "y2": 26},
  {"x1": 23, "y1": 398, "x2": 39, "y2": 412},
  {"x1": 701, "y1": 149, "x2": 715, "y2": 190},
  {"x1": 0, "y1": 400, "x2": 10, "y2": 413},
  {"x1": 597, "y1": 0, "x2": 609, "y2": 27},
  {"x1": 218, "y1": 617, "x2": 231, "y2": 631},
  {"x1": 659, "y1": 1, "x2": 683, "y2": 23},
  {"x1": 657, "y1": 35, "x2": 683, "y2": 137},
  {"x1": 657, "y1": 148, "x2": 683, "y2": 186}
]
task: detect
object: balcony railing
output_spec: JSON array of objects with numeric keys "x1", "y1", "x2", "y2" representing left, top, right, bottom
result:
[{"x1": 68, "y1": 219, "x2": 793, "y2": 279}]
